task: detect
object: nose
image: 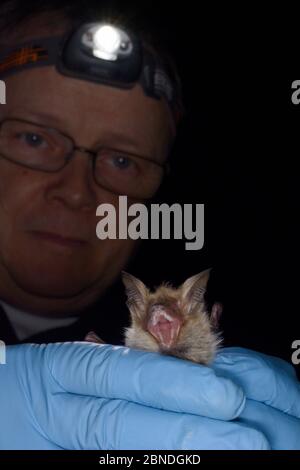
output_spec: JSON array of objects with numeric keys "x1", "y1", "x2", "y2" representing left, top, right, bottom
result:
[{"x1": 45, "y1": 148, "x2": 97, "y2": 211}]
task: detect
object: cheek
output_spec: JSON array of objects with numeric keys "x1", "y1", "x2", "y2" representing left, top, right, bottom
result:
[{"x1": 0, "y1": 163, "x2": 43, "y2": 234}]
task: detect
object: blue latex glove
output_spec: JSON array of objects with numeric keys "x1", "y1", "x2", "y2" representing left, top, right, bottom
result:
[
  {"x1": 213, "y1": 347, "x2": 300, "y2": 450},
  {"x1": 0, "y1": 342, "x2": 270, "y2": 450}
]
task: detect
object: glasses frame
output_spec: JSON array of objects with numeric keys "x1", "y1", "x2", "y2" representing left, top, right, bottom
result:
[{"x1": 0, "y1": 117, "x2": 170, "y2": 198}]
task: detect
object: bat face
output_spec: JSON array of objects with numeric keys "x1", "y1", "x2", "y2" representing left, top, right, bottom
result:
[{"x1": 122, "y1": 269, "x2": 223, "y2": 365}]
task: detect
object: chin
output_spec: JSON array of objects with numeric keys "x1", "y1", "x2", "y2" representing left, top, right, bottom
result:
[
  {"x1": 10, "y1": 268, "x2": 98, "y2": 299},
  {"x1": 3, "y1": 249, "x2": 103, "y2": 301},
  {"x1": 1, "y1": 233, "x2": 134, "y2": 303}
]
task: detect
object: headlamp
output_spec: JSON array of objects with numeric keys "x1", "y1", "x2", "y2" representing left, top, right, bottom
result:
[
  {"x1": 0, "y1": 22, "x2": 182, "y2": 125},
  {"x1": 59, "y1": 22, "x2": 142, "y2": 85}
]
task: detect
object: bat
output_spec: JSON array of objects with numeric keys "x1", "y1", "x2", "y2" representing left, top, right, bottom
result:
[
  {"x1": 121, "y1": 269, "x2": 223, "y2": 365},
  {"x1": 85, "y1": 269, "x2": 222, "y2": 365}
]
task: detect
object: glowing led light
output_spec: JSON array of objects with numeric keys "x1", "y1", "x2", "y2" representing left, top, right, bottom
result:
[{"x1": 93, "y1": 25, "x2": 121, "y2": 60}]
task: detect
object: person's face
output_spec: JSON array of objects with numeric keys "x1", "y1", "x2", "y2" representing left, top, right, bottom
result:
[{"x1": 0, "y1": 45, "x2": 172, "y2": 314}]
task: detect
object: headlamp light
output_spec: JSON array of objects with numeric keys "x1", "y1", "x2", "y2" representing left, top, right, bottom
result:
[
  {"x1": 88, "y1": 24, "x2": 129, "y2": 60},
  {"x1": 0, "y1": 22, "x2": 182, "y2": 125},
  {"x1": 59, "y1": 22, "x2": 142, "y2": 85}
]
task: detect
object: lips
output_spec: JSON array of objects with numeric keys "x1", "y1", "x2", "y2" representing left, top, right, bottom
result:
[{"x1": 31, "y1": 230, "x2": 88, "y2": 247}]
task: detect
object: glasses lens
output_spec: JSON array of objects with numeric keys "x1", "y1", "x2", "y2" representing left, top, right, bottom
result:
[
  {"x1": 94, "y1": 148, "x2": 164, "y2": 198},
  {"x1": 0, "y1": 119, "x2": 73, "y2": 171}
]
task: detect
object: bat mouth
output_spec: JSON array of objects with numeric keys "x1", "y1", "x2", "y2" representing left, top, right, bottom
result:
[{"x1": 147, "y1": 304, "x2": 183, "y2": 349}]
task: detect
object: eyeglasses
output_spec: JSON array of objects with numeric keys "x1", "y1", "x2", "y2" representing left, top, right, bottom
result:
[{"x1": 0, "y1": 118, "x2": 167, "y2": 199}]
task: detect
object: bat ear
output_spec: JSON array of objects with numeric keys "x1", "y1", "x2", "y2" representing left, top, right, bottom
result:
[
  {"x1": 122, "y1": 271, "x2": 149, "y2": 314},
  {"x1": 181, "y1": 268, "x2": 212, "y2": 307}
]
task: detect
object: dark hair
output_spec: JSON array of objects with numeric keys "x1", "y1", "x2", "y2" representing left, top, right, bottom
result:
[
  {"x1": 0, "y1": 0, "x2": 184, "y2": 119},
  {"x1": 0, "y1": 1, "x2": 164, "y2": 37}
]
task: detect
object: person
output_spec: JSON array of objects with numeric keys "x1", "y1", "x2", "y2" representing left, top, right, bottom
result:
[{"x1": 0, "y1": 0, "x2": 299, "y2": 451}]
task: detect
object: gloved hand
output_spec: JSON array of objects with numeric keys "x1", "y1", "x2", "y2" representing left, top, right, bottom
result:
[
  {"x1": 0, "y1": 342, "x2": 269, "y2": 450},
  {"x1": 213, "y1": 347, "x2": 300, "y2": 450}
]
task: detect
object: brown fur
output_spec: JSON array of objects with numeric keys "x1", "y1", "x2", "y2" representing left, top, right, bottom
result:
[{"x1": 123, "y1": 269, "x2": 222, "y2": 365}]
